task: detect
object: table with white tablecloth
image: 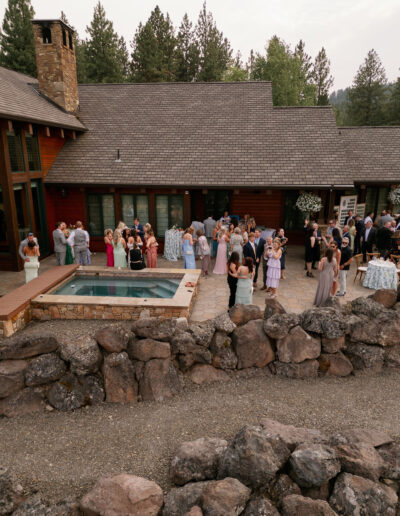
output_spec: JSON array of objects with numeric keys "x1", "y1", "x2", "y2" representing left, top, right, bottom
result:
[
  {"x1": 163, "y1": 229, "x2": 184, "y2": 261},
  {"x1": 363, "y1": 259, "x2": 398, "y2": 290}
]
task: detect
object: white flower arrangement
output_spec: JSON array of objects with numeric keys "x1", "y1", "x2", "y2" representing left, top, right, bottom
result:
[
  {"x1": 389, "y1": 187, "x2": 400, "y2": 206},
  {"x1": 296, "y1": 193, "x2": 323, "y2": 214}
]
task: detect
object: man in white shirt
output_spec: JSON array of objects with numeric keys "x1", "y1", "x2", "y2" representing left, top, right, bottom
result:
[
  {"x1": 68, "y1": 221, "x2": 90, "y2": 265},
  {"x1": 220, "y1": 211, "x2": 231, "y2": 225}
]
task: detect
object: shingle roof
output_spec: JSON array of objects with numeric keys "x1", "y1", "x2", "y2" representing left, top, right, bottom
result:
[
  {"x1": 46, "y1": 81, "x2": 351, "y2": 187},
  {"x1": 0, "y1": 66, "x2": 85, "y2": 131},
  {"x1": 340, "y1": 126, "x2": 400, "y2": 183}
]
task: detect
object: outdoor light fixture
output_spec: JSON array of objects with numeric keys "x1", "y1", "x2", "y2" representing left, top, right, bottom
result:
[{"x1": 115, "y1": 149, "x2": 121, "y2": 162}]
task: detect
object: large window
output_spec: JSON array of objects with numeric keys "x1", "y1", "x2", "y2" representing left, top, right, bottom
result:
[
  {"x1": 120, "y1": 194, "x2": 149, "y2": 225},
  {"x1": 7, "y1": 131, "x2": 25, "y2": 172},
  {"x1": 25, "y1": 132, "x2": 41, "y2": 171},
  {"x1": 87, "y1": 194, "x2": 115, "y2": 236},
  {"x1": 0, "y1": 187, "x2": 8, "y2": 250},
  {"x1": 155, "y1": 195, "x2": 184, "y2": 236}
]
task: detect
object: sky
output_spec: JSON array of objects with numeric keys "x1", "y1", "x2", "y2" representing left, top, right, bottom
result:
[{"x1": 0, "y1": 0, "x2": 399, "y2": 91}]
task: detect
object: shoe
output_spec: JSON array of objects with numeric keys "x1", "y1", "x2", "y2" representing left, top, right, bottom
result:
[
  {"x1": 261, "y1": 286, "x2": 267, "y2": 290},
  {"x1": 312, "y1": 266, "x2": 317, "y2": 270},
  {"x1": 336, "y1": 292, "x2": 344, "y2": 297},
  {"x1": 270, "y1": 294, "x2": 276, "y2": 299},
  {"x1": 306, "y1": 272, "x2": 314, "y2": 278}
]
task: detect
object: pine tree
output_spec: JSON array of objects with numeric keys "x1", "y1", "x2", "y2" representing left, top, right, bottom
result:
[
  {"x1": 265, "y1": 36, "x2": 300, "y2": 105},
  {"x1": 312, "y1": 47, "x2": 334, "y2": 105},
  {"x1": 294, "y1": 40, "x2": 316, "y2": 105},
  {"x1": 131, "y1": 6, "x2": 176, "y2": 82},
  {"x1": 386, "y1": 77, "x2": 400, "y2": 125},
  {"x1": 195, "y1": 2, "x2": 231, "y2": 82},
  {"x1": 346, "y1": 49, "x2": 387, "y2": 125},
  {"x1": 0, "y1": 0, "x2": 36, "y2": 76},
  {"x1": 175, "y1": 13, "x2": 199, "y2": 82},
  {"x1": 223, "y1": 51, "x2": 248, "y2": 81},
  {"x1": 84, "y1": 2, "x2": 129, "y2": 83}
]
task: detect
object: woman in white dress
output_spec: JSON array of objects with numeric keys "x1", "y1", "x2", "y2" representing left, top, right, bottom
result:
[{"x1": 23, "y1": 241, "x2": 40, "y2": 283}]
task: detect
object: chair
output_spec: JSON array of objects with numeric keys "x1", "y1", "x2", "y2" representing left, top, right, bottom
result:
[
  {"x1": 354, "y1": 253, "x2": 367, "y2": 283},
  {"x1": 366, "y1": 252, "x2": 380, "y2": 262}
]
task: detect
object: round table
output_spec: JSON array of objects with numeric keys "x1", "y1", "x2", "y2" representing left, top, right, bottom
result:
[
  {"x1": 363, "y1": 260, "x2": 398, "y2": 290},
  {"x1": 163, "y1": 229, "x2": 183, "y2": 261}
]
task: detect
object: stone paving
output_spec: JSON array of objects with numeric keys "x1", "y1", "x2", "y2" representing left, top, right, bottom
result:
[{"x1": 0, "y1": 247, "x2": 373, "y2": 322}]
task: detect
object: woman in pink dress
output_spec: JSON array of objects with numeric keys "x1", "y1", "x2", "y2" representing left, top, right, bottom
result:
[
  {"x1": 104, "y1": 229, "x2": 114, "y2": 267},
  {"x1": 146, "y1": 229, "x2": 158, "y2": 268},
  {"x1": 213, "y1": 229, "x2": 229, "y2": 274}
]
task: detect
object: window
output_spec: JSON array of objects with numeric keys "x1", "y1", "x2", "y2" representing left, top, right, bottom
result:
[
  {"x1": 7, "y1": 132, "x2": 25, "y2": 172},
  {"x1": 68, "y1": 32, "x2": 73, "y2": 50},
  {"x1": 62, "y1": 29, "x2": 67, "y2": 46},
  {"x1": 25, "y1": 132, "x2": 41, "y2": 171},
  {"x1": 120, "y1": 194, "x2": 149, "y2": 226},
  {"x1": 42, "y1": 27, "x2": 52, "y2": 44},
  {"x1": 155, "y1": 195, "x2": 184, "y2": 236},
  {"x1": 0, "y1": 187, "x2": 8, "y2": 249},
  {"x1": 87, "y1": 194, "x2": 115, "y2": 236}
]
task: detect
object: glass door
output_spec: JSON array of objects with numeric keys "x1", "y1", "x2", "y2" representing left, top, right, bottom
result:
[
  {"x1": 0, "y1": 187, "x2": 9, "y2": 251},
  {"x1": 31, "y1": 180, "x2": 49, "y2": 253},
  {"x1": 13, "y1": 184, "x2": 31, "y2": 245}
]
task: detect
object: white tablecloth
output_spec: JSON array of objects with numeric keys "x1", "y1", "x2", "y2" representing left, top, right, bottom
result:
[
  {"x1": 363, "y1": 260, "x2": 398, "y2": 290},
  {"x1": 163, "y1": 229, "x2": 183, "y2": 261}
]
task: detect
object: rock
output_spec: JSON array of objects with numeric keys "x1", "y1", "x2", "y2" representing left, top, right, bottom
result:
[
  {"x1": 176, "y1": 317, "x2": 189, "y2": 332},
  {"x1": 213, "y1": 312, "x2": 236, "y2": 334},
  {"x1": 201, "y1": 477, "x2": 251, "y2": 516},
  {"x1": 330, "y1": 428, "x2": 392, "y2": 448},
  {"x1": 242, "y1": 496, "x2": 280, "y2": 516},
  {"x1": 218, "y1": 425, "x2": 291, "y2": 489},
  {"x1": 318, "y1": 352, "x2": 353, "y2": 376},
  {"x1": 132, "y1": 317, "x2": 177, "y2": 341},
  {"x1": 231, "y1": 320, "x2": 274, "y2": 369},
  {"x1": 351, "y1": 296, "x2": 389, "y2": 318},
  {"x1": 321, "y1": 336, "x2": 345, "y2": 354},
  {"x1": 170, "y1": 437, "x2": 228, "y2": 485},
  {"x1": 82, "y1": 375, "x2": 105, "y2": 405},
  {"x1": 300, "y1": 307, "x2": 347, "y2": 338},
  {"x1": 275, "y1": 359, "x2": 319, "y2": 379},
  {"x1": 321, "y1": 296, "x2": 342, "y2": 310},
  {"x1": 335, "y1": 442, "x2": 384, "y2": 481},
  {"x1": 263, "y1": 313, "x2": 300, "y2": 340},
  {"x1": 189, "y1": 365, "x2": 229, "y2": 385},
  {"x1": 189, "y1": 320, "x2": 216, "y2": 347},
  {"x1": 0, "y1": 360, "x2": 27, "y2": 398},
  {"x1": 264, "y1": 298, "x2": 286, "y2": 320},
  {"x1": 60, "y1": 336, "x2": 102, "y2": 376},
  {"x1": 371, "y1": 289, "x2": 398, "y2": 308},
  {"x1": 265, "y1": 474, "x2": 301, "y2": 509},
  {"x1": 259, "y1": 418, "x2": 326, "y2": 452},
  {"x1": 11, "y1": 494, "x2": 80, "y2": 515},
  {"x1": 0, "y1": 466, "x2": 24, "y2": 514},
  {"x1": 163, "y1": 481, "x2": 212, "y2": 516},
  {"x1": 302, "y1": 483, "x2": 330, "y2": 501},
  {"x1": 229, "y1": 304, "x2": 263, "y2": 326},
  {"x1": 281, "y1": 494, "x2": 338, "y2": 516},
  {"x1": 276, "y1": 326, "x2": 321, "y2": 363},
  {"x1": 344, "y1": 342, "x2": 385, "y2": 372},
  {"x1": 25, "y1": 353, "x2": 66, "y2": 387},
  {"x1": 80, "y1": 474, "x2": 163, "y2": 516},
  {"x1": 184, "y1": 507, "x2": 202, "y2": 516},
  {"x1": 128, "y1": 338, "x2": 171, "y2": 361},
  {"x1": 102, "y1": 352, "x2": 137, "y2": 403},
  {"x1": 385, "y1": 346, "x2": 400, "y2": 368},
  {"x1": 47, "y1": 374, "x2": 86, "y2": 411},
  {"x1": 378, "y1": 443, "x2": 400, "y2": 480},
  {"x1": 171, "y1": 332, "x2": 212, "y2": 371},
  {"x1": 352, "y1": 313, "x2": 400, "y2": 347},
  {"x1": 329, "y1": 472, "x2": 398, "y2": 516},
  {"x1": 139, "y1": 358, "x2": 182, "y2": 401},
  {"x1": 0, "y1": 333, "x2": 58, "y2": 360},
  {"x1": 209, "y1": 332, "x2": 237, "y2": 370},
  {"x1": 0, "y1": 387, "x2": 44, "y2": 417},
  {"x1": 289, "y1": 444, "x2": 341, "y2": 488},
  {"x1": 95, "y1": 324, "x2": 131, "y2": 353}
]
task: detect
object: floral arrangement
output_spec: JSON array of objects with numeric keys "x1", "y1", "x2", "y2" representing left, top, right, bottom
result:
[
  {"x1": 295, "y1": 193, "x2": 323, "y2": 214},
  {"x1": 389, "y1": 187, "x2": 400, "y2": 206}
]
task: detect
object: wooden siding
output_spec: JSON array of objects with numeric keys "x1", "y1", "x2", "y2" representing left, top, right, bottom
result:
[
  {"x1": 231, "y1": 190, "x2": 284, "y2": 229},
  {"x1": 38, "y1": 133, "x2": 65, "y2": 175}
]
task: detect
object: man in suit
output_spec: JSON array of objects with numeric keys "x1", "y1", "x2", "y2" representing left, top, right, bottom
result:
[
  {"x1": 19, "y1": 232, "x2": 39, "y2": 263},
  {"x1": 261, "y1": 236, "x2": 273, "y2": 290},
  {"x1": 52, "y1": 222, "x2": 67, "y2": 265},
  {"x1": 361, "y1": 220, "x2": 377, "y2": 262},
  {"x1": 354, "y1": 215, "x2": 364, "y2": 255},
  {"x1": 243, "y1": 232, "x2": 257, "y2": 288},
  {"x1": 253, "y1": 228, "x2": 266, "y2": 285},
  {"x1": 376, "y1": 220, "x2": 394, "y2": 258},
  {"x1": 203, "y1": 215, "x2": 216, "y2": 248},
  {"x1": 132, "y1": 217, "x2": 144, "y2": 239},
  {"x1": 345, "y1": 210, "x2": 354, "y2": 226},
  {"x1": 68, "y1": 221, "x2": 90, "y2": 265}
]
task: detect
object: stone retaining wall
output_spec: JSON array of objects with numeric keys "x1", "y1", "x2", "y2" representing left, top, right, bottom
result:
[{"x1": 0, "y1": 306, "x2": 32, "y2": 338}]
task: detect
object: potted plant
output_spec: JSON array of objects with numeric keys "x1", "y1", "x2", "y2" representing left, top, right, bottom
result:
[{"x1": 296, "y1": 193, "x2": 323, "y2": 220}]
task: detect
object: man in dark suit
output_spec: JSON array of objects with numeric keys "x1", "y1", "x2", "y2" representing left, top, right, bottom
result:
[
  {"x1": 354, "y1": 215, "x2": 364, "y2": 255},
  {"x1": 376, "y1": 221, "x2": 394, "y2": 258},
  {"x1": 254, "y1": 228, "x2": 266, "y2": 286},
  {"x1": 132, "y1": 217, "x2": 144, "y2": 239},
  {"x1": 243, "y1": 232, "x2": 257, "y2": 288},
  {"x1": 361, "y1": 220, "x2": 377, "y2": 262}
]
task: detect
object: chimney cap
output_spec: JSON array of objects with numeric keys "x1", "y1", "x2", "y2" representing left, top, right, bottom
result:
[{"x1": 32, "y1": 19, "x2": 75, "y2": 33}]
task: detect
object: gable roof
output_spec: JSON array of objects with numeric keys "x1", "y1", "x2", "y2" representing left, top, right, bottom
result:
[
  {"x1": 45, "y1": 81, "x2": 352, "y2": 188},
  {"x1": 0, "y1": 66, "x2": 85, "y2": 131},
  {"x1": 340, "y1": 126, "x2": 400, "y2": 184}
]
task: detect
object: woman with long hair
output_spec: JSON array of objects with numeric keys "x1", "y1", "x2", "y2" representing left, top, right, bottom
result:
[
  {"x1": 112, "y1": 229, "x2": 127, "y2": 268},
  {"x1": 182, "y1": 227, "x2": 196, "y2": 269},
  {"x1": 197, "y1": 229, "x2": 211, "y2": 276},
  {"x1": 330, "y1": 240, "x2": 341, "y2": 296},
  {"x1": 348, "y1": 219, "x2": 356, "y2": 250},
  {"x1": 212, "y1": 221, "x2": 221, "y2": 258},
  {"x1": 104, "y1": 228, "x2": 114, "y2": 267},
  {"x1": 129, "y1": 241, "x2": 145, "y2": 270},
  {"x1": 213, "y1": 228, "x2": 230, "y2": 274},
  {"x1": 146, "y1": 229, "x2": 158, "y2": 268},
  {"x1": 235, "y1": 257, "x2": 254, "y2": 305},
  {"x1": 227, "y1": 251, "x2": 240, "y2": 308},
  {"x1": 314, "y1": 247, "x2": 337, "y2": 306},
  {"x1": 305, "y1": 225, "x2": 316, "y2": 277},
  {"x1": 266, "y1": 238, "x2": 282, "y2": 299}
]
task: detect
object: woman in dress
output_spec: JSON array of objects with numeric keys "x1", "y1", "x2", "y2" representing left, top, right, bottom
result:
[
  {"x1": 230, "y1": 227, "x2": 244, "y2": 262},
  {"x1": 330, "y1": 240, "x2": 341, "y2": 296},
  {"x1": 112, "y1": 229, "x2": 127, "y2": 268},
  {"x1": 213, "y1": 228, "x2": 229, "y2": 274},
  {"x1": 227, "y1": 251, "x2": 240, "y2": 308},
  {"x1": 348, "y1": 219, "x2": 356, "y2": 250},
  {"x1": 64, "y1": 227, "x2": 74, "y2": 265},
  {"x1": 143, "y1": 223, "x2": 152, "y2": 246},
  {"x1": 212, "y1": 221, "x2": 221, "y2": 258},
  {"x1": 129, "y1": 242, "x2": 145, "y2": 270},
  {"x1": 127, "y1": 229, "x2": 143, "y2": 253},
  {"x1": 314, "y1": 248, "x2": 337, "y2": 306},
  {"x1": 182, "y1": 227, "x2": 196, "y2": 269},
  {"x1": 276, "y1": 228, "x2": 288, "y2": 279},
  {"x1": 305, "y1": 226, "x2": 316, "y2": 277},
  {"x1": 266, "y1": 238, "x2": 282, "y2": 298},
  {"x1": 235, "y1": 257, "x2": 254, "y2": 305},
  {"x1": 104, "y1": 229, "x2": 114, "y2": 267},
  {"x1": 332, "y1": 227, "x2": 342, "y2": 249},
  {"x1": 197, "y1": 229, "x2": 211, "y2": 276},
  {"x1": 146, "y1": 229, "x2": 158, "y2": 268},
  {"x1": 247, "y1": 217, "x2": 256, "y2": 234},
  {"x1": 23, "y1": 241, "x2": 40, "y2": 283},
  {"x1": 241, "y1": 224, "x2": 249, "y2": 245}
]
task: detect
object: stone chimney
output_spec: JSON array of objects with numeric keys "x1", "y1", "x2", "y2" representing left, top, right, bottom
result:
[{"x1": 32, "y1": 19, "x2": 79, "y2": 113}]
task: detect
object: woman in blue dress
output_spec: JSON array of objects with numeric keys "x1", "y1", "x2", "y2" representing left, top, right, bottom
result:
[
  {"x1": 182, "y1": 227, "x2": 196, "y2": 269},
  {"x1": 235, "y1": 257, "x2": 255, "y2": 305}
]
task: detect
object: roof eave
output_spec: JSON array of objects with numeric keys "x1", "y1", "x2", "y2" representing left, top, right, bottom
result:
[{"x1": 0, "y1": 112, "x2": 87, "y2": 132}]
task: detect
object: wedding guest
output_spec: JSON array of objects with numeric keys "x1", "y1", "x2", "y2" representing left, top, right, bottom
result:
[
  {"x1": 261, "y1": 236, "x2": 273, "y2": 290},
  {"x1": 342, "y1": 225, "x2": 350, "y2": 241},
  {"x1": 254, "y1": 229, "x2": 266, "y2": 285},
  {"x1": 311, "y1": 223, "x2": 321, "y2": 269},
  {"x1": 117, "y1": 220, "x2": 129, "y2": 242},
  {"x1": 132, "y1": 217, "x2": 144, "y2": 239},
  {"x1": 230, "y1": 227, "x2": 244, "y2": 262},
  {"x1": 63, "y1": 227, "x2": 74, "y2": 265},
  {"x1": 361, "y1": 220, "x2": 377, "y2": 262},
  {"x1": 129, "y1": 242, "x2": 145, "y2": 270},
  {"x1": 203, "y1": 215, "x2": 216, "y2": 249},
  {"x1": 68, "y1": 221, "x2": 90, "y2": 266},
  {"x1": 364, "y1": 212, "x2": 374, "y2": 225},
  {"x1": 332, "y1": 227, "x2": 342, "y2": 249},
  {"x1": 22, "y1": 240, "x2": 40, "y2": 283},
  {"x1": 377, "y1": 210, "x2": 393, "y2": 228},
  {"x1": 127, "y1": 229, "x2": 143, "y2": 252},
  {"x1": 146, "y1": 229, "x2": 158, "y2": 268},
  {"x1": 235, "y1": 257, "x2": 254, "y2": 305},
  {"x1": 182, "y1": 227, "x2": 196, "y2": 269},
  {"x1": 213, "y1": 228, "x2": 229, "y2": 274},
  {"x1": 220, "y1": 211, "x2": 231, "y2": 225},
  {"x1": 266, "y1": 238, "x2": 282, "y2": 298},
  {"x1": 112, "y1": 229, "x2": 127, "y2": 268},
  {"x1": 348, "y1": 219, "x2": 357, "y2": 251},
  {"x1": 247, "y1": 217, "x2": 256, "y2": 233},
  {"x1": 336, "y1": 237, "x2": 353, "y2": 297},
  {"x1": 276, "y1": 228, "x2": 288, "y2": 279},
  {"x1": 197, "y1": 229, "x2": 211, "y2": 276},
  {"x1": 241, "y1": 224, "x2": 248, "y2": 244},
  {"x1": 19, "y1": 232, "x2": 39, "y2": 263},
  {"x1": 314, "y1": 248, "x2": 337, "y2": 306},
  {"x1": 330, "y1": 240, "x2": 341, "y2": 296},
  {"x1": 243, "y1": 233, "x2": 257, "y2": 288},
  {"x1": 212, "y1": 221, "x2": 221, "y2": 258},
  {"x1": 345, "y1": 210, "x2": 354, "y2": 225},
  {"x1": 104, "y1": 229, "x2": 114, "y2": 267},
  {"x1": 227, "y1": 251, "x2": 240, "y2": 308},
  {"x1": 143, "y1": 223, "x2": 152, "y2": 246},
  {"x1": 53, "y1": 222, "x2": 67, "y2": 265},
  {"x1": 305, "y1": 226, "x2": 316, "y2": 277},
  {"x1": 354, "y1": 216, "x2": 363, "y2": 254},
  {"x1": 377, "y1": 220, "x2": 394, "y2": 258}
]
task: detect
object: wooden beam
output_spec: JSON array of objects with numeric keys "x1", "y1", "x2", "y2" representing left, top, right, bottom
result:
[
  {"x1": 45, "y1": 127, "x2": 50, "y2": 137},
  {"x1": 72, "y1": 130, "x2": 76, "y2": 140},
  {"x1": 60, "y1": 128, "x2": 65, "y2": 138},
  {"x1": 28, "y1": 123, "x2": 33, "y2": 135},
  {"x1": 7, "y1": 120, "x2": 13, "y2": 132}
]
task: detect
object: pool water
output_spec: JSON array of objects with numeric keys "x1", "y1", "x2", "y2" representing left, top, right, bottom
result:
[{"x1": 53, "y1": 276, "x2": 181, "y2": 299}]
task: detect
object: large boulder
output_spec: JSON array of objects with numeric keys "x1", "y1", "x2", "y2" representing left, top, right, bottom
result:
[
  {"x1": 139, "y1": 358, "x2": 182, "y2": 401},
  {"x1": 281, "y1": 494, "x2": 338, "y2": 516},
  {"x1": 289, "y1": 444, "x2": 341, "y2": 488},
  {"x1": 274, "y1": 359, "x2": 319, "y2": 379},
  {"x1": 132, "y1": 317, "x2": 177, "y2": 341},
  {"x1": 170, "y1": 437, "x2": 228, "y2": 485},
  {"x1": 242, "y1": 496, "x2": 280, "y2": 516},
  {"x1": 60, "y1": 336, "x2": 102, "y2": 376},
  {"x1": 335, "y1": 442, "x2": 384, "y2": 481},
  {"x1": 0, "y1": 360, "x2": 27, "y2": 398},
  {"x1": 128, "y1": 338, "x2": 171, "y2": 361},
  {"x1": 209, "y1": 332, "x2": 237, "y2": 370},
  {"x1": 349, "y1": 313, "x2": 400, "y2": 347},
  {"x1": 321, "y1": 336, "x2": 345, "y2": 354},
  {"x1": 80, "y1": 474, "x2": 163, "y2": 516},
  {"x1": 264, "y1": 298, "x2": 286, "y2": 320},
  {"x1": 318, "y1": 352, "x2": 353, "y2": 377},
  {"x1": 47, "y1": 373, "x2": 86, "y2": 411},
  {"x1": 82, "y1": 375, "x2": 105, "y2": 405},
  {"x1": 378, "y1": 442, "x2": 400, "y2": 480},
  {"x1": 329, "y1": 428, "x2": 392, "y2": 448},
  {"x1": 351, "y1": 296, "x2": 390, "y2": 318},
  {"x1": 329, "y1": 472, "x2": 398, "y2": 516},
  {"x1": 200, "y1": 477, "x2": 251, "y2": 516},
  {"x1": 171, "y1": 332, "x2": 212, "y2": 371},
  {"x1": 95, "y1": 324, "x2": 131, "y2": 353},
  {"x1": 300, "y1": 308, "x2": 347, "y2": 339},
  {"x1": 102, "y1": 352, "x2": 137, "y2": 403},
  {"x1": 163, "y1": 481, "x2": 212, "y2": 516},
  {"x1": 276, "y1": 326, "x2": 321, "y2": 363},
  {"x1": 218, "y1": 425, "x2": 291, "y2": 489},
  {"x1": 0, "y1": 387, "x2": 44, "y2": 417},
  {"x1": 344, "y1": 343, "x2": 385, "y2": 372},
  {"x1": 189, "y1": 320, "x2": 216, "y2": 347},
  {"x1": 213, "y1": 313, "x2": 236, "y2": 334},
  {"x1": 371, "y1": 289, "x2": 398, "y2": 308},
  {"x1": 189, "y1": 365, "x2": 229, "y2": 385},
  {"x1": 263, "y1": 313, "x2": 300, "y2": 340},
  {"x1": 0, "y1": 466, "x2": 24, "y2": 515},
  {"x1": 0, "y1": 333, "x2": 58, "y2": 360},
  {"x1": 229, "y1": 304, "x2": 262, "y2": 326},
  {"x1": 231, "y1": 320, "x2": 274, "y2": 369},
  {"x1": 264, "y1": 474, "x2": 301, "y2": 509},
  {"x1": 385, "y1": 346, "x2": 400, "y2": 368},
  {"x1": 259, "y1": 418, "x2": 326, "y2": 452},
  {"x1": 25, "y1": 353, "x2": 66, "y2": 387},
  {"x1": 184, "y1": 508, "x2": 202, "y2": 516}
]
